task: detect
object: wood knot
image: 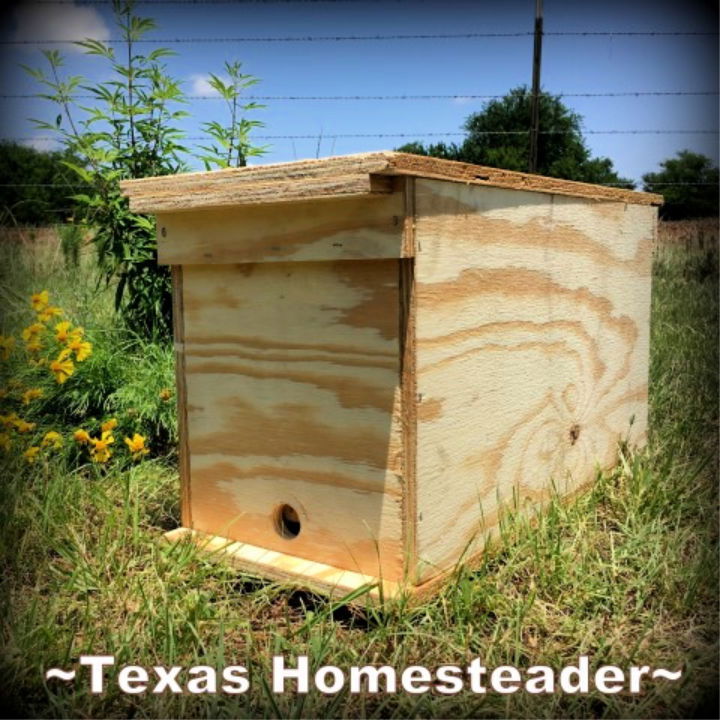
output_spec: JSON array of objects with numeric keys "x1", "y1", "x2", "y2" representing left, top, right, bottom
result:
[{"x1": 569, "y1": 424, "x2": 581, "y2": 445}]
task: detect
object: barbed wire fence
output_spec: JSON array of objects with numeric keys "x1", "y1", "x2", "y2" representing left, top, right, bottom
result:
[{"x1": 0, "y1": 20, "x2": 717, "y2": 208}]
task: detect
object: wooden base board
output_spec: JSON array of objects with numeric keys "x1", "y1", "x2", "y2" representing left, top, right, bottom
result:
[
  {"x1": 164, "y1": 527, "x2": 406, "y2": 601},
  {"x1": 165, "y1": 526, "x2": 479, "y2": 608}
]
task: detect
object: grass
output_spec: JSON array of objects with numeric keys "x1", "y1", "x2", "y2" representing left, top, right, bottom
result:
[{"x1": 0, "y1": 239, "x2": 717, "y2": 719}]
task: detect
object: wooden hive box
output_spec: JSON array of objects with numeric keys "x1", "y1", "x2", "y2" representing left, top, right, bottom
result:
[{"x1": 121, "y1": 152, "x2": 661, "y2": 600}]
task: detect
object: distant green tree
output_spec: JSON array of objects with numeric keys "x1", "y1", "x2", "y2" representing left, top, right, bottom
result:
[
  {"x1": 0, "y1": 141, "x2": 87, "y2": 226},
  {"x1": 397, "y1": 86, "x2": 633, "y2": 187},
  {"x1": 396, "y1": 140, "x2": 461, "y2": 160},
  {"x1": 643, "y1": 150, "x2": 719, "y2": 219}
]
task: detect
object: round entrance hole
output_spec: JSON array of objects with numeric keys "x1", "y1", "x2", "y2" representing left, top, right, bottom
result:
[{"x1": 274, "y1": 504, "x2": 301, "y2": 539}]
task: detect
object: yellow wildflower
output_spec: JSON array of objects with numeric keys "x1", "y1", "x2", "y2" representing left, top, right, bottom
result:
[
  {"x1": 22, "y1": 388, "x2": 43, "y2": 405},
  {"x1": 30, "y1": 290, "x2": 49, "y2": 312},
  {"x1": 89, "y1": 430, "x2": 114, "y2": 463},
  {"x1": 159, "y1": 388, "x2": 173, "y2": 402},
  {"x1": 101, "y1": 418, "x2": 118, "y2": 433},
  {"x1": 50, "y1": 348, "x2": 75, "y2": 384},
  {"x1": 41, "y1": 430, "x2": 63, "y2": 449},
  {"x1": 15, "y1": 419, "x2": 37, "y2": 433},
  {"x1": 22, "y1": 323, "x2": 45, "y2": 341},
  {"x1": 124, "y1": 433, "x2": 149, "y2": 460},
  {"x1": 0, "y1": 413, "x2": 19, "y2": 428},
  {"x1": 55, "y1": 321, "x2": 73, "y2": 343},
  {"x1": 73, "y1": 428, "x2": 91, "y2": 444},
  {"x1": 69, "y1": 326, "x2": 84, "y2": 339},
  {"x1": 23, "y1": 446, "x2": 41, "y2": 464},
  {"x1": 0, "y1": 335, "x2": 15, "y2": 360},
  {"x1": 25, "y1": 337, "x2": 43, "y2": 354},
  {"x1": 37, "y1": 305, "x2": 63, "y2": 323},
  {"x1": 67, "y1": 337, "x2": 92, "y2": 362},
  {"x1": 0, "y1": 433, "x2": 11, "y2": 451}
]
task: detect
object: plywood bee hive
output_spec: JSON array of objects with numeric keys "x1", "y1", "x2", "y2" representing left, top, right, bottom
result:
[{"x1": 121, "y1": 152, "x2": 661, "y2": 599}]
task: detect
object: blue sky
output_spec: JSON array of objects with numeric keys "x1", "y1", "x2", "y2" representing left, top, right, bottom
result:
[{"x1": 0, "y1": 0, "x2": 717, "y2": 184}]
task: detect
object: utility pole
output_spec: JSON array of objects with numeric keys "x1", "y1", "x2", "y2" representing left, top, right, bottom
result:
[{"x1": 528, "y1": 0, "x2": 543, "y2": 174}]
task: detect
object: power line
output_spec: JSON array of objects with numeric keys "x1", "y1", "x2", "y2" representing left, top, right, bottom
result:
[
  {"x1": 20, "y1": 0, "x2": 410, "y2": 4},
  {"x1": 0, "y1": 184, "x2": 86, "y2": 188},
  {"x1": 2, "y1": 30, "x2": 717, "y2": 45},
  {"x1": 2, "y1": 90, "x2": 717, "y2": 101},
  {"x1": 4, "y1": 130, "x2": 716, "y2": 142},
  {"x1": 604, "y1": 182, "x2": 719, "y2": 187},
  {"x1": 2, "y1": 33, "x2": 531, "y2": 45},
  {"x1": 579, "y1": 129, "x2": 717, "y2": 135},
  {"x1": 547, "y1": 30, "x2": 718, "y2": 36}
]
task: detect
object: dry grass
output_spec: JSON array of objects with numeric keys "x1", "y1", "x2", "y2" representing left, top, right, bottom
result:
[
  {"x1": 0, "y1": 241, "x2": 717, "y2": 719},
  {"x1": 655, "y1": 217, "x2": 718, "y2": 254}
]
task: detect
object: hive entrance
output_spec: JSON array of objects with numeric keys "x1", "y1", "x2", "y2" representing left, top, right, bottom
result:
[{"x1": 274, "y1": 504, "x2": 301, "y2": 539}]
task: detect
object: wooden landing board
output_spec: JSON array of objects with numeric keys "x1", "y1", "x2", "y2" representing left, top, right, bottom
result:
[
  {"x1": 412, "y1": 178, "x2": 655, "y2": 583},
  {"x1": 163, "y1": 527, "x2": 478, "y2": 604},
  {"x1": 164, "y1": 527, "x2": 400, "y2": 600},
  {"x1": 156, "y1": 191, "x2": 406, "y2": 265},
  {"x1": 180, "y1": 259, "x2": 407, "y2": 580},
  {"x1": 121, "y1": 151, "x2": 662, "y2": 214}
]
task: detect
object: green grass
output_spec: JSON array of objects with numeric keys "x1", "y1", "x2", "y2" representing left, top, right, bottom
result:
[{"x1": 0, "y1": 241, "x2": 717, "y2": 719}]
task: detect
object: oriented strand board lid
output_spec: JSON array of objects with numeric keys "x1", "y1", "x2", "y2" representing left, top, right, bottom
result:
[{"x1": 120, "y1": 151, "x2": 663, "y2": 213}]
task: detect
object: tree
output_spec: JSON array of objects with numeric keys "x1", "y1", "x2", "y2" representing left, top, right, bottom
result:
[
  {"x1": 643, "y1": 150, "x2": 719, "y2": 220},
  {"x1": 0, "y1": 142, "x2": 89, "y2": 226},
  {"x1": 397, "y1": 86, "x2": 633, "y2": 187},
  {"x1": 24, "y1": 0, "x2": 265, "y2": 338}
]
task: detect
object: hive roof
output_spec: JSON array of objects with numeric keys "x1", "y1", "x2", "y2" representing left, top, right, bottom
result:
[{"x1": 120, "y1": 151, "x2": 663, "y2": 213}]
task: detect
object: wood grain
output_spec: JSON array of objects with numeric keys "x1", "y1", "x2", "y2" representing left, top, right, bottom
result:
[
  {"x1": 155, "y1": 192, "x2": 406, "y2": 265},
  {"x1": 165, "y1": 527, "x2": 400, "y2": 601},
  {"x1": 144, "y1": 154, "x2": 658, "y2": 596},
  {"x1": 121, "y1": 151, "x2": 662, "y2": 214},
  {"x1": 180, "y1": 259, "x2": 406, "y2": 580},
  {"x1": 171, "y1": 266, "x2": 192, "y2": 527},
  {"x1": 124, "y1": 172, "x2": 394, "y2": 213},
  {"x1": 412, "y1": 178, "x2": 655, "y2": 582}
]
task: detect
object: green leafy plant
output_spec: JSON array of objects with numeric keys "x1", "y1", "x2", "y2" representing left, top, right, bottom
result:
[
  {"x1": 197, "y1": 61, "x2": 268, "y2": 170},
  {"x1": 0, "y1": 141, "x2": 91, "y2": 227},
  {"x1": 23, "y1": 0, "x2": 265, "y2": 338},
  {"x1": 643, "y1": 150, "x2": 719, "y2": 220},
  {"x1": 56, "y1": 222, "x2": 85, "y2": 268}
]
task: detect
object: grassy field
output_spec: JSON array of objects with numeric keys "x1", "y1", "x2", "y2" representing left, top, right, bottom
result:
[{"x1": 0, "y1": 238, "x2": 717, "y2": 719}]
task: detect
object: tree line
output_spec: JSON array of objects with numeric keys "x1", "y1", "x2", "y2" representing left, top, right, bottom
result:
[
  {"x1": 396, "y1": 86, "x2": 718, "y2": 221},
  {"x1": 2, "y1": 86, "x2": 717, "y2": 227},
  {"x1": 0, "y1": 0, "x2": 715, "y2": 338}
]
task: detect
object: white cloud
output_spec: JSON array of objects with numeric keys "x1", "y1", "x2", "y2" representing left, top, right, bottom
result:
[
  {"x1": 20, "y1": 134, "x2": 60, "y2": 153},
  {"x1": 12, "y1": 2, "x2": 110, "y2": 53},
  {"x1": 188, "y1": 73, "x2": 223, "y2": 97},
  {"x1": 452, "y1": 96, "x2": 474, "y2": 106}
]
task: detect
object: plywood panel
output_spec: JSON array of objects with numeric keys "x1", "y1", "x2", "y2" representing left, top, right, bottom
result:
[
  {"x1": 156, "y1": 192, "x2": 406, "y2": 265},
  {"x1": 413, "y1": 179, "x2": 655, "y2": 582},
  {"x1": 164, "y1": 527, "x2": 401, "y2": 601},
  {"x1": 171, "y1": 266, "x2": 192, "y2": 527},
  {"x1": 121, "y1": 151, "x2": 662, "y2": 213},
  {"x1": 124, "y1": 172, "x2": 393, "y2": 213},
  {"x1": 181, "y1": 260, "x2": 406, "y2": 580}
]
